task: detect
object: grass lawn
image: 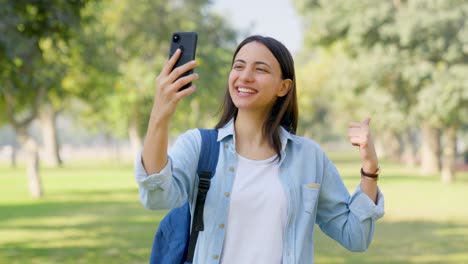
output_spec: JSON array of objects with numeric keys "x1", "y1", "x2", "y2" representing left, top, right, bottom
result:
[{"x1": 1, "y1": 154, "x2": 468, "y2": 263}]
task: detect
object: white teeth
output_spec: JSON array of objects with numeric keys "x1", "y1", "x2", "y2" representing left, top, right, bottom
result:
[{"x1": 238, "y1": 87, "x2": 256, "y2": 94}]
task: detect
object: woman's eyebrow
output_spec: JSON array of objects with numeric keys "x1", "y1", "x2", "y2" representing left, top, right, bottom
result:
[
  {"x1": 234, "y1": 59, "x2": 246, "y2": 64},
  {"x1": 234, "y1": 59, "x2": 272, "y2": 69},
  {"x1": 255, "y1": 61, "x2": 272, "y2": 69}
]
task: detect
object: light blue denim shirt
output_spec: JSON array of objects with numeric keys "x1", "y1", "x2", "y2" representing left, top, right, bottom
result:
[{"x1": 134, "y1": 119, "x2": 385, "y2": 264}]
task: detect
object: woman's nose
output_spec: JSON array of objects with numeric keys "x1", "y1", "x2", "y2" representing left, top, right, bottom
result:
[{"x1": 239, "y1": 68, "x2": 254, "y2": 82}]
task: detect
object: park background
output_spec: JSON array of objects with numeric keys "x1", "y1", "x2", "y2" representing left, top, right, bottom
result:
[{"x1": 1, "y1": 0, "x2": 467, "y2": 263}]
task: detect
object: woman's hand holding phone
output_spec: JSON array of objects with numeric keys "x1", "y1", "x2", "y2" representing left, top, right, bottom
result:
[
  {"x1": 151, "y1": 48, "x2": 198, "y2": 123},
  {"x1": 142, "y1": 49, "x2": 198, "y2": 174}
]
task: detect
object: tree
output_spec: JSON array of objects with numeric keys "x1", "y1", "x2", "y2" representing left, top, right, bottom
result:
[
  {"x1": 294, "y1": 0, "x2": 412, "y2": 159},
  {"x1": 294, "y1": 0, "x2": 468, "y2": 182},
  {"x1": 37, "y1": 38, "x2": 69, "y2": 167},
  {"x1": 0, "y1": 0, "x2": 87, "y2": 197},
  {"x1": 397, "y1": 1, "x2": 468, "y2": 182},
  {"x1": 416, "y1": 65, "x2": 468, "y2": 183}
]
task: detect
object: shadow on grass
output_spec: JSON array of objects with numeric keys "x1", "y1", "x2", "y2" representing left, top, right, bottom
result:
[
  {"x1": 2, "y1": 241, "x2": 152, "y2": 263},
  {"x1": 0, "y1": 191, "x2": 167, "y2": 263},
  {"x1": 2, "y1": 196, "x2": 468, "y2": 264},
  {"x1": 380, "y1": 173, "x2": 468, "y2": 184},
  {"x1": 314, "y1": 220, "x2": 468, "y2": 263},
  {"x1": 0, "y1": 188, "x2": 146, "y2": 221}
]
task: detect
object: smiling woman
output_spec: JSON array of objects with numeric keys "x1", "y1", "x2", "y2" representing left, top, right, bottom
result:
[
  {"x1": 217, "y1": 36, "x2": 297, "y2": 162},
  {"x1": 229, "y1": 43, "x2": 291, "y2": 110},
  {"x1": 136, "y1": 35, "x2": 384, "y2": 264}
]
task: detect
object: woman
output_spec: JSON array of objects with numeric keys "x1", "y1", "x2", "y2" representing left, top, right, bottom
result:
[{"x1": 135, "y1": 35, "x2": 384, "y2": 263}]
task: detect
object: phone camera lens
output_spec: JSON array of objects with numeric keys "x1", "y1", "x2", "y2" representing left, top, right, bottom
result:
[{"x1": 173, "y1": 34, "x2": 180, "y2": 43}]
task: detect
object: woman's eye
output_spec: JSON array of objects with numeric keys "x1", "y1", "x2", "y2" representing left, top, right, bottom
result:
[
  {"x1": 257, "y1": 68, "x2": 267, "y2": 72},
  {"x1": 233, "y1": 65, "x2": 243, "y2": 69}
]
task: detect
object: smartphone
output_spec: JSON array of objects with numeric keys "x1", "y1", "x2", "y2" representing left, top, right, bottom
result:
[{"x1": 169, "y1": 32, "x2": 198, "y2": 90}]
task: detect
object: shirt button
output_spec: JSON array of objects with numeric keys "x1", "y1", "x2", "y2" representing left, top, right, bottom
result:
[
  {"x1": 213, "y1": 254, "x2": 219, "y2": 259},
  {"x1": 219, "y1": 224, "x2": 224, "y2": 229},
  {"x1": 224, "y1": 192, "x2": 230, "y2": 197},
  {"x1": 229, "y1": 166, "x2": 235, "y2": 172},
  {"x1": 224, "y1": 143, "x2": 229, "y2": 149}
]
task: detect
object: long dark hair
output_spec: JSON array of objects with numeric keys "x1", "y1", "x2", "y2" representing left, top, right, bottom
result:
[{"x1": 215, "y1": 35, "x2": 298, "y2": 161}]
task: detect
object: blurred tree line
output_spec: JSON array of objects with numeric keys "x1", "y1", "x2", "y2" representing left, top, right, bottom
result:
[
  {"x1": 0, "y1": 0, "x2": 88, "y2": 197},
  {"x1": 1, "y1": 0, "x2": 467, "y2": 198},
  {"x1": 294, "y1": 0, "x2": 467, "y2": 183}
]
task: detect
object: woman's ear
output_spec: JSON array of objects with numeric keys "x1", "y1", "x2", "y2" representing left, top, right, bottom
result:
[{"x1": 278, "y1": 79, "x2": 292, "y2": 97}]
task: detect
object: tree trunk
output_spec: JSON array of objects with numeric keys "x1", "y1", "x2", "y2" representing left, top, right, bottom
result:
[
  {"x1": 189, "y1": 99, "x2": 200, "y2": 127},
  {"x1": 2, "y1": 79, "x2": 45, "y2": 196},
  {"x1": 16, "y1": 127, "x2": 43, "y2": 198},
  {"x1": 10, "y1": 145, "x2": 17, "y2": 168},
  {"x1": 401, "y1": 130, "x2": 418, "y2": 166},
  {"x1": 104, "y1": 133, "x2": 122, "y2": 161},
  {"x1": 441, "y1": 126, "x2": 457, "y2": 184},
  {"x1": 381, "y1": 130, "x2": 402, "y2": 162},
  {"x1": 39, "y1": 103, "x2": 62, "y2": 167},
  {"x1": 420, "y1": 122, "x2": 441, "y2": 175},
  {"x1": 128, "y1": 111, "x2": 143, "y2": 159}
]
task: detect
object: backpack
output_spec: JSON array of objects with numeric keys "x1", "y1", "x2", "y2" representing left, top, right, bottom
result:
[{"x1": 149, "y1": 129, "x2": 220, "y2": 264}]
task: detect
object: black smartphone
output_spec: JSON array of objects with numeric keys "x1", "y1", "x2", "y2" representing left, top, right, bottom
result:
[{"x1": 169, "y1": 32, "x2": 198, "y2": 90}]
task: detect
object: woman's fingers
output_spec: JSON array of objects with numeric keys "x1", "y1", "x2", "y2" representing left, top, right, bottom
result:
[
  {"x1": 174, "y1": 85, "x2": 197, "y2": 102},
  {"x1": 152, "y1": 56, "x2": 199, "y2": 120},
  {"x1": 347, "y1": 118, "x2": 372, "y2": 148},
  {"x1": 349, "y1": 118, "x2": 371, "y2": 127},
  {"x1": 349, "y1": 136, "x2": 367, "y2": 147},
  {"x1": 348, "y1": 122, "x2": 363, "y2": 128},
  {"x1": 170, "y1": 72, "x2": 199, "y2": 91},
  {"x1": 157, "y1": 58, "x2": 198, "y2": 93},
  {"x1": 158, "y1": 59, "x2": 198, "y2": 93},
  {"x1": 361, "y1": 117, "x2": 371, "y2": 125},
  {"x1": 348, "y1": 127, "x2": 367, "y2": 134},
  {"x1": 347, "y1": 117, "x2": 379, "y2": 165},
  {"x1": 166, "y1": 60, "x2": 198, "y2": 85},
  {"x1": 161, "y1": 48, "x2": 182, "y2": 76}
]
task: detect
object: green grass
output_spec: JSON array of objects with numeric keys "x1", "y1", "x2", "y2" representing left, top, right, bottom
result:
[{"x1": 1, "y1": 155, "x2": 468, "y2": 264}]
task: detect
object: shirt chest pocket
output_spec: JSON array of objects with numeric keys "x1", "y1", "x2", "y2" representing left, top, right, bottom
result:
[{"x1": 301, "y1": 184, "x2": 320, "y2": 214}]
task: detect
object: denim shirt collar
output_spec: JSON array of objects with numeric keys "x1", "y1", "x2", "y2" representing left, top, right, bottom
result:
[{"x1": 217, "y1": 118, "x2": 298, "y2": 152}]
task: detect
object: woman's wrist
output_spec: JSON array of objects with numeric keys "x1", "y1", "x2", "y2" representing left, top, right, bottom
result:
[
  {"x1": 149, "y1": 109, "x2": 171, "y2": 128},
  {"x1": 362, "y1": 160, "x2": 379, "y2": 174},
  {"x1": 361, "y1": 167, "x2": 380, "y2": 180}
]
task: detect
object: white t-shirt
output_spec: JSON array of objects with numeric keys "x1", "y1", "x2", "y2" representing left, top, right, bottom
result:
[{"x1": 220, "y1": 154, "x2": 287, "y2": 264}]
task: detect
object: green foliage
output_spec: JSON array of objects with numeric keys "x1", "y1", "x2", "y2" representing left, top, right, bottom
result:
[
  {"x1": 294, "y1": 0, "x2": 468, "y2": 138},
  {"x1": 0, "y1": 0, "x2": 88, "y2": 124},
  {"x1": 416, "y1": 64, "x2": 468, "y2": 127},
  {"x1": 68, "y1": 0, "x2": 238, "y2": 139}
]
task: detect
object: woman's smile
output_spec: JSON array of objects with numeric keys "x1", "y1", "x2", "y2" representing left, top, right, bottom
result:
[{"x1": 236, "y1": 86, "x2": 258, "y2": 96}]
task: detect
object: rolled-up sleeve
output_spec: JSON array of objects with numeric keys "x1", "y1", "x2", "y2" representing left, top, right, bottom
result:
[
  {"x1": 134, "y1": 150, "x2": 172, "y2": 191},
  {"x1": 317, "y1": 158, "x2": 385, "y2": 252},
  {"x1": 134, "y1": 129, "x2": 201, "y2": 210},
  {"x1": 349, "y1": 184, "x2": 385, "y2": 222}
]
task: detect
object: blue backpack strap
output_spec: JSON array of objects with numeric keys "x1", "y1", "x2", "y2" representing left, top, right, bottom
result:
[
  {"x1": 196, "y1": 129, "x2": 220, "y2": 178},
  {"x1": 186, "y1": 129, "x2": 219, "y2": 262}
]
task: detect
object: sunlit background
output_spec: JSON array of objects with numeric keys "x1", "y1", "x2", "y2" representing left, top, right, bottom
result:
[{"x1": 1, "y1": 0, "x2": 467, "y2": 263}]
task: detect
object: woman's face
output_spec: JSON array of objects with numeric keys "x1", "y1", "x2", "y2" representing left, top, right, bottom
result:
[{"x1": 228, "y1": 41, "x2": 290, "y2": 112}]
